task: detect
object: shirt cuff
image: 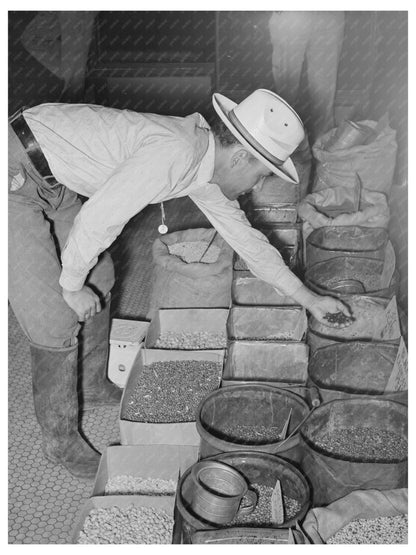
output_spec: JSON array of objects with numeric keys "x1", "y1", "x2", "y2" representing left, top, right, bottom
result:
[{"x1": 59, "y1": 271, "x2": 85, "y2": 292}]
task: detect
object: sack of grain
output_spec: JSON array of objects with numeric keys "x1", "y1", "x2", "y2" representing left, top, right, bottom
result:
[
  {"x1": 312, "y1": 119, "x2": 397, "y2": 196},
  {"x1": 302, "y1": 488, "x2": 408, "y2": 544},
  {"x1": 147, "y1": 228, "x2": 233, "y2": 320}
]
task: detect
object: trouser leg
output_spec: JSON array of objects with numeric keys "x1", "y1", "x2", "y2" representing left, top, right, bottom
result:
[
  {"x1": 46, "y1": 195, "x2": 119, "y2": 407},
  {"x1": 305, "y1": 12, "x2": 346, "y2": 141},
  {"x1": 269, "y1": 12, "x2": 310, "y2": 110}
]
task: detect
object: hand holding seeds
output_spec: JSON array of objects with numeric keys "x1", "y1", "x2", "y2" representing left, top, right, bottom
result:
[{"x1": 308, "y1": 295, "x2": 354, "y2": 328}]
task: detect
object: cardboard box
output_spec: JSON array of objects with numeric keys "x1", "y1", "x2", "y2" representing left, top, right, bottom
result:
[
  {"x1": 108, "y1": 319, "x2": 150, "y2": 387},
  {"x1": 250, "y1": 175, "x2": 300, "y2": 205},
  {"x1": 227, "y1": 306, "x2": 307, "y2": 341},
  {"x1": 71, "y1": 494, "x2": 178, "y2": 544},
  {"x1": 119, "y1": 348, "x2": 225, "y2": 446},
  {"x1": 222, "y1": 340, "x2": 309, "y2": 386},
  {"x1": 232, "y1": 272, "x2": 299, "y2": 306},
  {"x1": 144, "y1": 308, "x2": 229, "y2": 350},
  {"x1": 92, "y1": 444, "x2": 199, "y2": 497},
  {"x1": 249, "y1": 204, "x2": 298, "y2": 225}
]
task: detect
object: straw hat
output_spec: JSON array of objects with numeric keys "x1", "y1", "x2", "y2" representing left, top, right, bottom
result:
[{"x1": 212, "y1": 89, "x2": 305, "y2": 184}]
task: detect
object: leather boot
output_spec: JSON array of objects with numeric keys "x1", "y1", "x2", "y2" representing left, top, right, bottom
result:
[
  {"x1": 78, "y1": 295, "x2": 122, "y2": 409},
  {"x1": 30, "y1": 343, "x2": 101, "y2": 480}
]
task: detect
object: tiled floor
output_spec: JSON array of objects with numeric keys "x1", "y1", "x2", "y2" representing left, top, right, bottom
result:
[{"x1": 8, "y1": 198, "x2": 209, "y2": 544}]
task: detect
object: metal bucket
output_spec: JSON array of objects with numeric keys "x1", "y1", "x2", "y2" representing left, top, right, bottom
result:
[
  {"x1": 196, "y1": 384, "x2": 310, "y2": 463},
  {"x1": 308, "y1": 342, "x2": 407, "y2": 404},
  {"x1": 299, "y1": 398, "x2": 408, "y2": 505},
  {"x1": 306, "y1": 226, "x2": 388, "y2": 268},
  {"x1": 305, "y1": 256, "x2": 399, "y2": 299},
  {"x1": 176, "y1": 451, "x2": 311, "y2": 543},
  {"x1": 188, "y1": 461, "x2": 257, "y2": 525}
]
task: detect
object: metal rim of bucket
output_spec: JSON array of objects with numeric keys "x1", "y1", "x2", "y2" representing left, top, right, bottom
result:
[
  {"x1": 305, "y1": 258, "x2": 399, "y2": 298},
  {"x1": 299, "y1": 397, "x2": 408, "y2": 464},
  {"x1": 306, "y1": 226, "x2": 388, "y2": 252},
  {"x1": 176, "y1": 450, "x2": 311, "y2": 531},
  {"x1": 196, "y1": 384, "x2": 310, "y2": 450}
]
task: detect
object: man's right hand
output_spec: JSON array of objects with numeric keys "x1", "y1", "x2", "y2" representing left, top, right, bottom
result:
[{"x1": 62, "y1": 286, "x2": 101, "y2": 322}]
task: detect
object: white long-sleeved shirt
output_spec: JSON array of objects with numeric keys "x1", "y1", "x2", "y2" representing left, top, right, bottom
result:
[{"x1": 23, "y1": 103, "x2": 304, "y2": 296}]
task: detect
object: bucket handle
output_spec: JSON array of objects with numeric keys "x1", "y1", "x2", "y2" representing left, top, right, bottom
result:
[{"x1": 272, "y1": 384, "x2": 321, "y2": 408}]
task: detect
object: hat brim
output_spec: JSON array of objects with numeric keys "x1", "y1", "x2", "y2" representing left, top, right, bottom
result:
[{"x1": 212, "y1": 93, "x2": 299, "y2": 184}]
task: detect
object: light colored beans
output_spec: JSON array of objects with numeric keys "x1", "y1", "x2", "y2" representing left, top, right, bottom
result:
[
  {"x1": 168, "y1": 241, "x2": 220, "y2": 264},
  {"x1": 154, "y1": 330, "x2": 227, "y2": 350},
  {"x1": 327, "y1": 514, "x2": 408, "y2": 544},
  {"x1": 105, "y1": 476, "x2": 176, "y2": 496},
  {"x1": 78, "y1": 505, "x2": 173, "y2": 544}
]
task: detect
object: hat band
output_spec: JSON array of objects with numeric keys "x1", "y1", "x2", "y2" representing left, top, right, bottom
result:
[{"x1": 228, "y1": 109, "x2": 285, "y2": 166}]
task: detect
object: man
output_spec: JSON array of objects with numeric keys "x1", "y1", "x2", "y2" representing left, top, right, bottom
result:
[{"x1": 9, "y1": 89, "x2": 350, "y2": 479}]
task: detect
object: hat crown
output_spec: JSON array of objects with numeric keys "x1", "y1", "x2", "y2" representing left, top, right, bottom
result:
[{"x1": 232, "y1": 89, "x2": 304, "y2": 160}]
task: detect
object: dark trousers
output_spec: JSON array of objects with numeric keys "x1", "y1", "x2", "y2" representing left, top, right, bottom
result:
[{"x1": 8, "y1": 123, "x2": 115, "y2": 348}]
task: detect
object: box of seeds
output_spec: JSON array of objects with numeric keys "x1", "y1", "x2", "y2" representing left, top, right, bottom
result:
[
  {"x1": 72, "y1": 494, "x2": 178, "y2": 544},
  {"x1": 222, "y1": 340, "x2": 309, "y2": 387},
  {"x1": 234, "y1": 224, "x2": 302, "y2": 272},
  {"x1": 119, "y1": 348, "x2": 225, "y2": 446},
  {"x1": 92, "y1": 444, "x2": 199, "y2": 497},
  {"x1": 227, "y1": 306, "x2": 307, "y2": 342},
  {"x1": 232, "y1": 272, "x2": 299, "y2": 306},
  {"x1": 144, "y1": 308, "x2": 229, "y2": 350}
]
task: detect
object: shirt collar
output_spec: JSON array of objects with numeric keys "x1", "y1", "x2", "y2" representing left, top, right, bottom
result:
[{"x1": 195, "y1": 129, "x2": 215, "y2": 184}]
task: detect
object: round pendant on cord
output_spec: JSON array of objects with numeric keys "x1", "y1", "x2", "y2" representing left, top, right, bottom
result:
[
  {"x1": 158, "y1": 202, "x2": 168, "y2": 234},
  {"x1": 158, "y1": 224, "x2": 168, "y2": 234}
]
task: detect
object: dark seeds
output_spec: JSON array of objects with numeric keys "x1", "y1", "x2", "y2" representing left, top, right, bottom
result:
[
  {"x1": 323, "y1": 312, "x2": 355, "y2": 325},
  {"x1": 123, "y1": 360, "x2": 222, "y2": 423}
]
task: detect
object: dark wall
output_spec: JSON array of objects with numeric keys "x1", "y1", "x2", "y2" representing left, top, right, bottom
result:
[{"x1": 9, "y1": 12, "x2": 64, "y2": 114}]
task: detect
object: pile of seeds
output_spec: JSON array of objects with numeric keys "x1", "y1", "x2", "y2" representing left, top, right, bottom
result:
[
  {"x1": 314, "y1": 427, "x2": 407, "y2": 461},
  {"x1": 105, "y1": 476, "x2": 176, "y2": 496},
  {"x1": 216, "y1": 424, "x2": 283, "y2": 444},
  {"x1": 323, "y1": 312, "x2": 355, "y2": 326},
  {"x1": 230, "y1": 483, "x2": 301, "y2": 527},
  {"x1": 327, "y1": 514, "x2": 408, "y2": 544},
  {"x1": 232, "y1": 334, "x2": 297, "y2": 341},
  {"x1": 123, "y1": 360, "x2": 222, "y2": 422},
  {"x1": 78, "y1": 506, "x2": 173, "y2": 544},
  {"x1": 234, "y1": 258, "x2": 249, "y2": 271},
  {"x1": 315, "y1": 298, "x2": 388, "y2": 339},
  {"x1": 168, "y1": 241, "x2": 220, "y2": 264},
  {"x1": 154, "y1": 330, "x2": 227, "y2": 350}
]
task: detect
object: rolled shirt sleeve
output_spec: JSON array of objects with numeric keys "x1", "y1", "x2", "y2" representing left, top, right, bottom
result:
[
  {"x1": 189, "y1": 183, "x2": 304, "y2": 297},
  {"x1": 59, "y1": 139, "x2": 194, "y2": 291}
]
